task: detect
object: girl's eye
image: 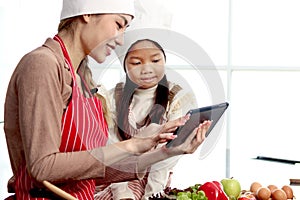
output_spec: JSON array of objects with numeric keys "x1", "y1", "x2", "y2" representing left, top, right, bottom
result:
[
  {"x1": 152, "y1": 59, "x2": 160, "y2": 63},
  {"x1": 130, "y1": 61, "x2": 141, "y2": 65}
]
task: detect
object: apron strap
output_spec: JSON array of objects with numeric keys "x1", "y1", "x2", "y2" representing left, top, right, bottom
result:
[{"x1": 53, "y1": 35, "x2": 76, "y2": 81}]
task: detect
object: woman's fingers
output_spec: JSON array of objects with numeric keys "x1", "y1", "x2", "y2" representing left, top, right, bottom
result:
[
  {"x1": 136, "y1": 123, "x2": 163, "y2": 138},
  {"x1": 133, "y1": 115, "x2": 191, "y2": 151},
  {"x1": 155, "y1": 115, "x2": 190, "y2": 143},
  {"x1": 162, "y1": 114, "x2": 190, "y2": 133},
  {"x1": 156, "y1": 133, "x2": 177, "y2": 143}
]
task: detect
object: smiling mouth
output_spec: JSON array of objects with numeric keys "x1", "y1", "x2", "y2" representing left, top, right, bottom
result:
[
  {"x1": 141, "y1": 76, "x2": 156, "y2": 82},
  {"x1": 106, "y1": 46, "x2": 112, "y2": 56},
  {"x1": 106, "y1": 45, "x2": 115, "y2": 55},
  {"x1": 108, "y1": 44, "x2": 115, "y2": 49}
]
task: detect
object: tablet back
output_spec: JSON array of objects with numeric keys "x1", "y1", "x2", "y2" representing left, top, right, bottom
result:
[{"x1": 166, "y1": 102, "x2": 229, "y2": 148}]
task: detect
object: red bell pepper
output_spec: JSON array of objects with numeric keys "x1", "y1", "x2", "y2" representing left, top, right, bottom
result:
[{"x1": 199, "y1": 181, "x2": 229, "y2": 200}]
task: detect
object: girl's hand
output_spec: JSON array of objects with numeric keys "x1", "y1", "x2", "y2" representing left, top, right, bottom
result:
[{"x1": 164, "y1": 120, "x2": 212, "y2": 155}]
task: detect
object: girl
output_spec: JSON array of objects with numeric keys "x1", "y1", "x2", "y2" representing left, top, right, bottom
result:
[{"x1": 95, "y1": 39, "x2": 199, "y2": 199}]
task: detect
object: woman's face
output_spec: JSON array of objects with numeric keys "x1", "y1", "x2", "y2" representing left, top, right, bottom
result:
[
  {"x1": 84, "y1": 14, "x2": 133, "y2": 63},
  {"x1": 125, "y1": 40, "x2": 166, "y2": 89}
]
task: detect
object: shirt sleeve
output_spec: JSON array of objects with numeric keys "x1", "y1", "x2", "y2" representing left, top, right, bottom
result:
[
  {"x1": 95, "y1": 155, "x2": 143, "y2": 185},
  {"x1": 166, "y1": 85, "x2": 198, "y2": 121},
  {"x1": 106, "y1": 87, "x2": 120, "y2": 145},
  {"x1": 142, "y1": 155, "x2": 180, "y2": 198},
  {"x1": 110, "y1": 182, "x2": 135, "y2": 200},
  {"x1": 143, "y1": 84, "x2": 198, "y2": 197}
]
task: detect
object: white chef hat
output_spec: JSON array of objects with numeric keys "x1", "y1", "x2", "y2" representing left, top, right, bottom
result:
[{"x1": 60, "y1": 0, "x2": 135, "y2": 20}]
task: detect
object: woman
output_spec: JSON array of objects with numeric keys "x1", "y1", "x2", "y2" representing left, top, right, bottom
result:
[
  {"x1": 95, "y1": 39, "x2": 199, "y2": 199},
  {"x1": 3, "y1": 0, "x2": 211, "y2": 199}
]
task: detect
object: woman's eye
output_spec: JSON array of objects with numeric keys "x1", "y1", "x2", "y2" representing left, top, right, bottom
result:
[
  {"x1": 152, "y1": 59, "x2": 160, "y2": 63},
  {"x1": 116, "y1": 22, "x2": 123, "y2": 29}
]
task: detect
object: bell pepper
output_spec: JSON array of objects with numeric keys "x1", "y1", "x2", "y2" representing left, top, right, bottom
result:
[{"x1": 199, "y1": 181, "x2": 229, "y2": 200}]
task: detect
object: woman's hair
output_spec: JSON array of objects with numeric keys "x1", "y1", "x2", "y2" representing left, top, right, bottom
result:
[
  {"x1": 79, "y1": 57, "x2": 112, "y2": 127},
  {"x1": 117, "y1": 39, "x2": 169, "y2": 140},
  {"x1": 58, "y1": 14, "x2": 103, "y2": 33},
  {"x1": 58, "y1": 17, "x2": 77, "y2": 32}
]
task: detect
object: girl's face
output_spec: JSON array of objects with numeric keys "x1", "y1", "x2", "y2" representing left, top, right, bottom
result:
[
  {"x1": 84, "y1": 14, "x2": 132, "y2": 63},
  {"x1": 125, "y1": 40, "x2": 166, "y2": 89}
]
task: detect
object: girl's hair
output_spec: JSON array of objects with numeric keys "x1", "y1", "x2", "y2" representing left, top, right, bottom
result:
[{"x1": 117, "y1": 39, "x2": 169, "y2": 140}]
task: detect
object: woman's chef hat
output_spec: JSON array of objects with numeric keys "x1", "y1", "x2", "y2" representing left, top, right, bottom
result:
[{"x1": 60, "y1": 0, "x2": 135, "y2": 20}]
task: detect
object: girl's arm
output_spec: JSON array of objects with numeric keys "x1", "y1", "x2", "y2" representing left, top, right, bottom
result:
[{"x1": 137, "y1": 120, "x2": 211, "y2": 173}]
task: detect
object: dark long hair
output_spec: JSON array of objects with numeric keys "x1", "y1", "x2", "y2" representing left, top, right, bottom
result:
[{"x1": 117, "y1": 39, "x2": 169, "y2": 140}]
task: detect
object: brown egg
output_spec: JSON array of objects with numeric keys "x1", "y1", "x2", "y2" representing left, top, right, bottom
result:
[
  {"x1": 250, "y1": 182, "x2": 263, "y2": 193},
  {"x1": 256, "y1": 187, "x2": 272, "y2": 200},
  {"x1": 272, "y1": 189, "x2": 287, "y2": 200},
  {"x1": 268, "y1": 184, "x2": 278, "y2": 192},
  {"x1": 281, "y1": 185, "x2": 293, "y2": 199}
]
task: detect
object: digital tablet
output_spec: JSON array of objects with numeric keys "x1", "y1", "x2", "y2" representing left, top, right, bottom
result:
[{"x1": 166, "y1": 102, "x2": 229, "y2": 148}]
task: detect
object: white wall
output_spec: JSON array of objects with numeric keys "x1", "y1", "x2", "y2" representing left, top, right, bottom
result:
[{"x1": 1, "y1": 0, "x2": 300, "y2": 199}]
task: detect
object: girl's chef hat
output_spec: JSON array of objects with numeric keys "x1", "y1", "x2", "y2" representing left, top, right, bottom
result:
[{"x1": 60, "y1": 0, "x2": 135, "y2": 20}]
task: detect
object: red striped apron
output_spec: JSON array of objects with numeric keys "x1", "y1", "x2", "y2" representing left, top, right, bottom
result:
[{"x1": 14, "y1": 35, "x2": 108, "y2": 199}]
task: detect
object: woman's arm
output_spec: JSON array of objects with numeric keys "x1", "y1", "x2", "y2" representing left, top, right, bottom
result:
[
  {"x1": 95, "y1": 120, "x2": 211, "y2": 185},
  {"x1": 92, "y1": 117, "x2": 189, "y2": 167}
]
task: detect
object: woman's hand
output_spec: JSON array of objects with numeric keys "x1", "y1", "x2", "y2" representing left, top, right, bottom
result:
[
  {"x1": 129, "y1": 115, "x2": 190, "y2": 154},
  {"x1": 165, "y1": 120, "x2": 212, "y2": 155}
]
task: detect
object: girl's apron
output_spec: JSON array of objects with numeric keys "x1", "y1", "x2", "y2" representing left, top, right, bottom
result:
[
  {"x1": 94, "y1": 83, "x2": 182, "y2": 200},
  {"x1": 14, "y1": 35, "x2": 108, "y2": 200}
]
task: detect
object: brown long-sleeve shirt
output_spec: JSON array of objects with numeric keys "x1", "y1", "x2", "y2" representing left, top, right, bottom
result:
[{"x1": 4, "y1": 38, "x2": 139, "y2": 191}]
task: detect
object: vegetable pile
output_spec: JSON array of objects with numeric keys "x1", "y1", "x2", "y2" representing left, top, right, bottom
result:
[
  {"x1": 149, "y1": 181, "x2": 229, "y2": 200},
  {"x1": 149, "y1": 179, "x2": 296, "y2": 200},
  {"x1": 149, "y1": 183, "x2": 207, "y2": 200}
]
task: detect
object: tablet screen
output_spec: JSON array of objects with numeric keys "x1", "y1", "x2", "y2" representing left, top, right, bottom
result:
[{"x1": 166, "y1": 102, "x2": 229, "y2": 148}]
